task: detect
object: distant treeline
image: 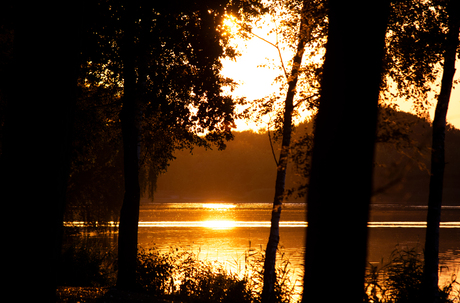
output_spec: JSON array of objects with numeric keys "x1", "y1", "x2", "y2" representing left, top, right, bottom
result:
[
  {"x1": 154, "y1": 109, "x2": 460, "y2": 206},
  {"x1": 64, "y1": 108, "x2": 460, "y2": 222}
]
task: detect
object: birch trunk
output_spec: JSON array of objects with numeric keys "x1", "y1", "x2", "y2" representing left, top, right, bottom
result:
[
  {"x1": 423, "y1": 2, "x2": 460, "y2": 302},
  {"x1": 261, "y1": 2, "x2": 311, "y2": 301}
]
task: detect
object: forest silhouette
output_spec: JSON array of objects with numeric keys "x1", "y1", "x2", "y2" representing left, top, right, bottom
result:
[
  {"x1": 154, "y1": 110, "x2": 460, "y2": 206},
  {"x1": 64, "y1": 107, "x2": 460, "y2": 222}
]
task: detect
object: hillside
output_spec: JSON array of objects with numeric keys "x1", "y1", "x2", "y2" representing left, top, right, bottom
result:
[
  {"x1": 153, "y1": 130, "x2": 286, "y2": 203},
  {"x1": 152, "y1": 109, "x2": 460, "y2": 206},
  {"x1": 372, "y1": 111, "x2": 460, "y2": 206}
]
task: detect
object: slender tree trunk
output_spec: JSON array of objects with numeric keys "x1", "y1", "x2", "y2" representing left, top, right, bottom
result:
[
  {"x1": 302, "y1": 1, "x2": 389, "y2": 302},
  {"x1": 423, "y1": 2, "x2": 460, "y2": 303},
  {"x1": 116, "y1": 2, "x2": 141, "y2": 290},
  {"x1": 261, "y1": 2, "x2": 311, "y2": 302}
]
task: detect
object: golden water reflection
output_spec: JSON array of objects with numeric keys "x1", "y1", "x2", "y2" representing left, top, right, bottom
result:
[
  {"x1": 201, "y1": 220, "x2": 236, "y2": 229},
  {"x1": 202, "y1": 203, "x2": 237, "y2": 210},
  {"x1": 63, "y1": 221, "x2": 460, "y2": 229},
  {"x1": 137, "y1": 221, "x2": 308, "y2": 229},
  {"x1": 63, "y1": 202, "x2": 460, "y2": 301}
]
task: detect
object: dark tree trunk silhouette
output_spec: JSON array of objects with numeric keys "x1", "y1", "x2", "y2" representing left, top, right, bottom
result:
[
  {"x1": 423, "y1": 2, "x2": 460, "y2": 302},
  {"x1": 302, "y1": 1, "x2": 389, "y2": 302},
  {"x1": 116, "y1": 2, "x2": 141, "y2": 290},
  {"x1": 261, "y1": 1, "x2": 312, "y2": 302},
  {"x1": 1, "y1": 2, "x2": 79, "y2": 301}
]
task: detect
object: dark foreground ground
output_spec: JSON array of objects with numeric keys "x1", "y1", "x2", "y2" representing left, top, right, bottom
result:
[{"x1": 57, "y1": 287, "x2": 173, "y2": 303}]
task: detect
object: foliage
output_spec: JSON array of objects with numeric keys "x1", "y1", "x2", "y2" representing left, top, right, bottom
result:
[
  {"x1": 381, "y1": 0, "x2": 452, "y2": 114},
  {"x1": 364, "y1": 247, "x2": 459, "y2": 303},
  {"x1": 80, "y1": 0, "x2": 229, "y2": 199},
  {"x1": 63, "y1": 0, "x2": 267, "y2": 219}
]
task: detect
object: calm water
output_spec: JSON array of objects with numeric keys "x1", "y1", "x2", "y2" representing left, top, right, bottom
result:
[
  {"x1": 135, "y1": 202, "x2": 460, "y2": 285},
  {"x1": 72, "y1": 202, "x2": 460, "y2": 287}
]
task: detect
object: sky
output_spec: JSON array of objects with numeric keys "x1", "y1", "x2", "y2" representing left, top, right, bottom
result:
[{"x1": 219, "y1": 24, "x2": 460, "y2": 132}]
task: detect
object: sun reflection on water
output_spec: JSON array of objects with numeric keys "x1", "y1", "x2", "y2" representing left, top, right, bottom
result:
[
  {"x1": 63, "y1": 221, "x2": 460, "y2": 229},
  {"x1": 202, "y1": 203, "x2": 237, "y2": 210},
  {"x1": 201, "y1": 220, "x2": 236, "y2": 229}
]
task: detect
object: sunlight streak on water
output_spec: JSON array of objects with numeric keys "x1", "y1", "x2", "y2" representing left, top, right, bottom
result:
[
  {"x1": 202, "y1": 203, "x2": 237, "y2": 210},
  {"x1": 368, "y1": 222, "x2": 460, "y2": 228},
  {"x1": 63, "y1": 221, "x2": 460, "y2": 229},
  {"x1": 137, "y1": 221, "x2": 460, "y2": 228},
  {"x1": 201, "y1": 220, "x2": 236, "y2": 229},
  {"x1": 137, "y1": 221, "x2": 307, "y2": 228}
]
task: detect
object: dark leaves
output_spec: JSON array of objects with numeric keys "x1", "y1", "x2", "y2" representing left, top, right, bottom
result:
[{"x1": 382, "y1": 0, "x2": 449, "y2": 112}]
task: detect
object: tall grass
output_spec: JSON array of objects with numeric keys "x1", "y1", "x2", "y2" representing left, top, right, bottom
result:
[
  {"x1": 364, "y1": 247, "x2": 459, "y2": 303},
  {"x1": 58, "y1": 240, "x2": 459, "y2": 303},
  {"x1": 136, "y1": 246, "x2": 301, "y2": 303}
]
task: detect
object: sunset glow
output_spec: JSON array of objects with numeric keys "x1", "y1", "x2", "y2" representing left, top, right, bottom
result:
[{"x1": 220, "y1": 14, "x2": 460, "y2": 132}]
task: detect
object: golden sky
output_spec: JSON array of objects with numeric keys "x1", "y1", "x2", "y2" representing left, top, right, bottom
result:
[{"x1": 220, "y1": 22, "x2": 460, "y2": 132}]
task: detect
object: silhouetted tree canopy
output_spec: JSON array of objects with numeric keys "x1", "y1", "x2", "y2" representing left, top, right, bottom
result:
[
  {"x1": 63, "y1": 0, "x2": 266, "y2": 222},
  {"x1": 381, "y1": 0, "x2": 452, "y2": 113},
  {"x1": 80, "y1": 0, "x2": 239, "y2": 190}
]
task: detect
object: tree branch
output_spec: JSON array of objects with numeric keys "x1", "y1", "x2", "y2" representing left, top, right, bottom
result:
[
  {"x1": 237, "y1": 22, "x2": 288, "y2": 79},
  {"x1": 268, "y1": 127, "x2": 279, "y2": 167}
]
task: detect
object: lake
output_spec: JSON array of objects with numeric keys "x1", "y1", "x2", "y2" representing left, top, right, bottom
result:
[
  {"x1": 136, "y1": 202, "x2": 459, "y2": 286},
  {"x1": 70, "y1": 202, "x2": 460, "y2": 289}
]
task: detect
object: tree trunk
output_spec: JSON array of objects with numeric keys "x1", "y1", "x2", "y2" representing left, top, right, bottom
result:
[
  {"x1": 116, "y1": 2, "x2": 141, "y2": 291},
  {"x1": 423, "y1": 2, "x2": 460, "y2": 303},
  {"x1": 302, "y1": 1, "x2": 389, "y2": 302},
  {"x1": 261, "y1": 2, "x2": 311, "y2": 302},
  {"x1": 1, "y1": 2, "x2": 79, "y2": 301}
]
